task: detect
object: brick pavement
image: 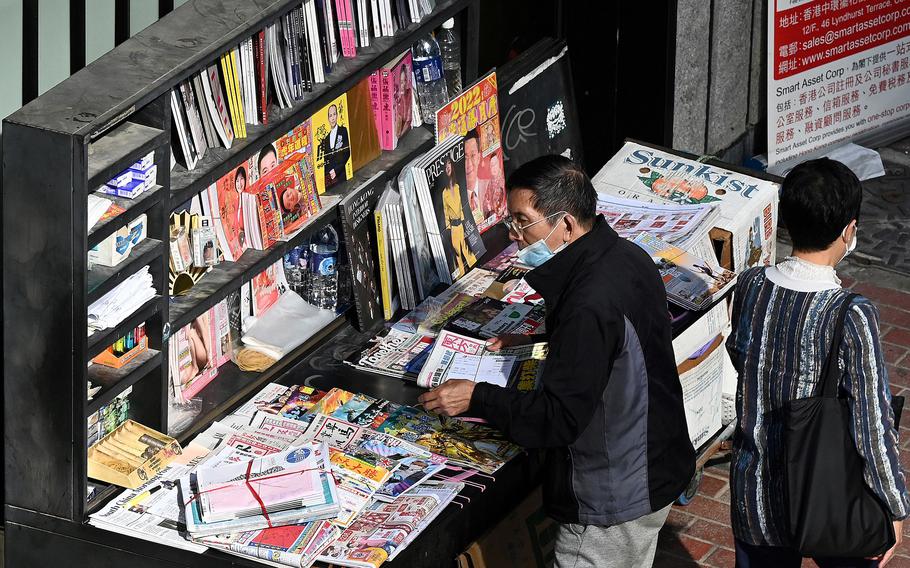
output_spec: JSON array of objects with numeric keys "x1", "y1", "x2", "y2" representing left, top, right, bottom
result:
[{"x1": 653, "y1": 261, "x2": 910, "y2": 568}]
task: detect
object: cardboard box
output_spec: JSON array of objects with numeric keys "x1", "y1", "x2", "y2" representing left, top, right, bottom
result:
[
  {"x1": 88, "y1": 214, "x2": 147, "y2": 267},
  {"x1": 592, "y1": 140, "x2": 780, "y2": 272},
  {"x1": 456, "y1": 486, "x2": 557, "y2": 568},
  {"x1": 87, "y1": 420, "x2": 181, "y2": 489}
]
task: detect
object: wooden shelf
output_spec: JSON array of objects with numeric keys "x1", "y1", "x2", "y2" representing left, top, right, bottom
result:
[
  {"x1": 88, "y1": 185, "x2": 164, "y2": 250},
  {"x1": 87, "y1": 239, "x2": 163, "y2": 304},
  {"x1": 168, "y1": 125, "x2": 434, "y2": 332},
  {"x1": 87, "y1": 122, "x2": 167, "y2": 189},
  {"x1": 87, "y1": 296, "x2": 161, "y2": 361},
  {"x1": 87, "y1": 349, "x2": 162, "y2": 415},
  {"x1": 167, "y1": 0, "x2": 464, "y2": 208},
  {"x1": 175, "y1": 311, "x2": 348, "y2": 444}
]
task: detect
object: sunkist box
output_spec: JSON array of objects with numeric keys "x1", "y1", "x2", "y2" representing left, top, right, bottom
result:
[{"x1": 592, "y1": 140, "x2": 780, "y2": 272}]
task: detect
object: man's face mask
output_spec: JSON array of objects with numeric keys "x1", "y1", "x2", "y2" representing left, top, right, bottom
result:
[{"x1": 516, "y1": 213, "x2": 568, "y2": 268}]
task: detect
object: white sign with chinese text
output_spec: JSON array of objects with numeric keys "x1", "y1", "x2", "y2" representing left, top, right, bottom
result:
[{"x1": 768, "y1": 0, "x2": 910, "y2": 168}]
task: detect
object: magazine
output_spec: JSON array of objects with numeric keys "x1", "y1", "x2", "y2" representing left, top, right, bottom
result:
[
  {"x1": 435, "y1": 71, "x2": 506, "y2": 232},
  {"x1": 312, "y1": 93, "x2": 354, "y2": 194},
  {"x1": 412, "y1": 135, "x2": 487, "y2": 284},
  {"x1": 196, "y1": 519, "x2": 338, "y2": 568},
  {"x1": 315, "y1": 493, "x2": 442, "y2": 567},
  {"x1": 632, "y1": 232, "x2": 737, "y2": 311},
  {"x1": 375, "y1": 406, "x2": 520, "y2": 474}
]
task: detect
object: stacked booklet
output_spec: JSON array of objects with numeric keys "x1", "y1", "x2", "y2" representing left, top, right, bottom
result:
[{"x1": 181, "y1": 443, "x2": 340, "y2": 537}]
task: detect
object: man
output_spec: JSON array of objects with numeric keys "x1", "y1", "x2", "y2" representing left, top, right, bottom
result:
[
  {"x1": 419, "y1": 155, "x2": 695, "y2": 568},
  {"x1": 463, "y1": 130, "x2": 489, "y2": 223},
  {"x1": 319, "y1": 104, "x2": 351, "y2": 188}
]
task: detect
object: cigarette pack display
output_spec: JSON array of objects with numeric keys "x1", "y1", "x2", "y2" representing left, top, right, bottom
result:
[{"x1": 87, "y1": 420, "x2": 182, "y2": 489}]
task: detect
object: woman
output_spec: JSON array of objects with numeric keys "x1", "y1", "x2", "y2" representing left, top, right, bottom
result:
[
  {"x1": 440, "y1": 157, "x2": 476, "y2": 276},
  {"x1": 728, "y1": 158, "x2": 908, "y2": 567}
]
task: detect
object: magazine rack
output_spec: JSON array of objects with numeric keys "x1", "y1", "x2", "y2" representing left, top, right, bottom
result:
[{"x1": 2, "y1": 0, "x2": 483, "y2": 565}]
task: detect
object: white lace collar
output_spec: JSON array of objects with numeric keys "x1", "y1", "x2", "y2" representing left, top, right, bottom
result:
[{"x1": 765, "y1": 256, "x2": 841, "y2": 292}]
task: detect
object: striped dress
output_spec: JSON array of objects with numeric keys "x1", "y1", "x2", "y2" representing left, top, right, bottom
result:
[{"x1": 727, "y1": 266, "x2": 909, "y2": 547}]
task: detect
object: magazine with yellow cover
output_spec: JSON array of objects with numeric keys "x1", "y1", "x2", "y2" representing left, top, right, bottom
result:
[{"x1": 312, "y1": 93, "x2": 354, "y2": 194}]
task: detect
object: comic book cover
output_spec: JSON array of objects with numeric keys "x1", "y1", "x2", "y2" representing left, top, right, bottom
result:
[
  {"x1": 279, "y1": 386, "x2": 327, "y2": 421},
  {"x1": 312, "y1": 93, "x2": 354, "y2": 194},
  {"x1": 375, "y1": 406, "x2": 519, "y2": 474},
  {"x1": 309, "y1": 388, "x2": 356, "y2": 416},
  {"x1": 435, "y1": 71, "x2": 506, "y2": 232}
]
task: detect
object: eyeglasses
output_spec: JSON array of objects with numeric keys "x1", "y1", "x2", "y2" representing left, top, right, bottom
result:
[{"x1": 502, "y1": 211, "x2": 567, "y2": 235}]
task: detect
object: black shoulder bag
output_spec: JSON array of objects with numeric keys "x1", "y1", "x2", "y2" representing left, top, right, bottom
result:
[{"x1": 785, "y1": 293, "x2": 904, "y2": 557}]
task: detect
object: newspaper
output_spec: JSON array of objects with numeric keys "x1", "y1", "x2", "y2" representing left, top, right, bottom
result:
[
  {"x1": 632, "y1": 232, "x2": 737, "y2": 311},
  {"x1": 197, "y1": 519, "x2": 338, "y2": 568},
  {"x1": 88, "y1": 459, "x2": 209, "y2": 553},
  {"x1": 417, "y1": 328, "x2": 547, "y2": 389},
  {"x1": 596, "y1": 192, "x2": 717, "y2": 247},
  {"x1": 678, "y1": 336, "x2": 725, "y2": 449}
]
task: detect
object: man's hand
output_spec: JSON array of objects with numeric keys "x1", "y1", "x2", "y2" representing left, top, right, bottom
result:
[
  {"x1": 486, "y1": 333, "x2": 535, "y2": 352},
  {"x1": 329, "y1": 169, "x2": 337, "y2": 180},
  {"x1": 417, "y1": 380, "x2": 476, "y2": 417}
]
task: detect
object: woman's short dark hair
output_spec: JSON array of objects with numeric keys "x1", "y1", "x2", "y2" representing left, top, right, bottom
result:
[
  {"x1": 507, "y1": 155, "x2": 596, "y2": 227},
  {"x1": 780, "y1": 157, "x2": 862, "y2": 253}
]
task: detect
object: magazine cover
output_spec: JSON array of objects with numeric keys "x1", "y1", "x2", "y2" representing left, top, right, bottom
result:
[
  {"x1": 376, "y1": 406, "x2": 519, "y2": 474},
  {"x1": 397, "y1": 159, "x2": 440, "y2": 301},
  {"x1": 416, "y1": 136, "x2": 486, "y2": 283},
  {"x1": 316, "y1": 494, "x2": 440, "y2": 568},
  {"x1": 251, "y1": 261, "x2": 282, "y2": 316},
  {"x1": 435, "y1": 71, "x2": 506, "y2": 232},
  {"x1": 380, "y1": 51, "x2": 414, "y2": 150},
  {"x1": 632, "y1": 232, "x2": 737, "y2": 311},
  {"x1": 171, "y1": 310, "x2": 219, "y2": 401},
  {"x1": 313, "y1": 93, "x2": 354, "y2": 194},
  {"x1": 339, "y1": 174, "x2": 385, "y2": 331},
  {"x1": 274, "y1": 120, "x2": 313, "y2": 162},
  {"x1": 209, "y1": 164, "x2": 248, "y2": 261},
  {"x1": 256, "y1": 156, "x2": 320, "y2": 236},
  {"x1": 348, "y1": 75, "x2": 382, "y2": 171}
]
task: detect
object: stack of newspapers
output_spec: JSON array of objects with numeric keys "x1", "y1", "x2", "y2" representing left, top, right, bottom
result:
[{"x1": 88, "y1": 382, "x2": 470, "y2": 568}]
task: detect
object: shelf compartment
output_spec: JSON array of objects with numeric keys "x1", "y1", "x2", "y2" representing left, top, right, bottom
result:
[
  {"x1": 87, "y1": 349, "x2": 162, "y2": 415},
  {"x1": 88, "y1": 185, "x2": 163, "y2": 250},
  {"x1": 85, "y1": 482, "x2": 119, "y2": 515},
  {"x1": 87, "y1": 122, "x2": 167, "y2": 189},
  {"x1": 175, "y1": 311, "x2": 348, "y2": 444},
  {"x1": 87, "y1": 296, "x2": 161, "y2": 361},
  {"x1": 168, "y1": 198, "x2": 341, "y2": 332},
  {"x1": 167, "y1": 0, "x2": 463, "y2": 208},
  {"x1": 87, "y1": 239, "x2": 164, "y2": 305}
]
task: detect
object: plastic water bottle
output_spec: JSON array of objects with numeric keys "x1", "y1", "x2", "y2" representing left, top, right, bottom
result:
[
  {"x1": 438, "y1": 19, "x2": 462, "y2": 96},
  {"x1": 412, "y1": 34, "x2": 449, "y2": 125},
  {"x1": 307, "y1": 225, "x2": 339, "y2": 310},
  {"x1": 283, "y1": 247, "x2": 303, "y2": 295}
]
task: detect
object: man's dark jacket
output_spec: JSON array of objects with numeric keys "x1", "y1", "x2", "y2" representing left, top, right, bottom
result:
[{"x1": 470, "y1": 216, "x2": 695, "y2": 525}]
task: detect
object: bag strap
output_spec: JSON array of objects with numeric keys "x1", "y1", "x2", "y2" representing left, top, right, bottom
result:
[{"x1": 819, "y1": 293, "x2": 859, "y2": 398}]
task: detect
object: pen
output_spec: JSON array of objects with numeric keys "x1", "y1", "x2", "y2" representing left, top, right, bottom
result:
[{"x1": 124, "y1": 485, "x2": 161, "y2": 509}]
